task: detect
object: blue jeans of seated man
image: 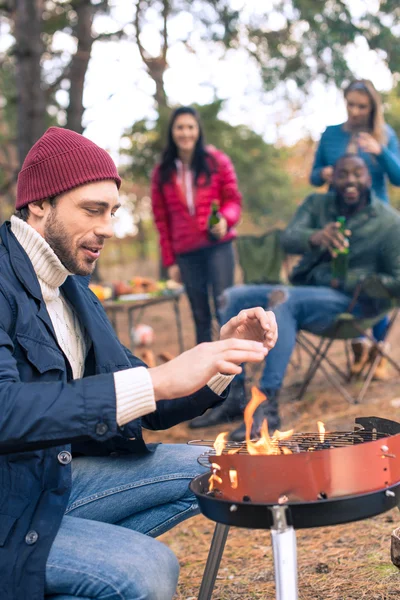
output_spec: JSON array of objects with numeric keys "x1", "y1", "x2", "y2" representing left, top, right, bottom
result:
[
  {"x1": 220, "y1": 284, "x2": 383, "y2": 393},
  {"x1": 45, "y1": 444, "x2": 206, "y2": 600},
  {"x1": 177, "y1": 241, "x2": 235, "y2": 344}
]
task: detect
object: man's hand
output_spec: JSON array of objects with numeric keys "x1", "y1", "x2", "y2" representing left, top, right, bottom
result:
[
  {"x1": 209, "y1": 215, "x2": 228, "y2": 239},
  {"x1": 167, "y1": 264, "x2": 181, "y2": 283},
  {"x1": 357, "y1": 132, "x2": 382, "y2": 156},
  {"x1": 309, "y1": 222, "x2": 351, "y2": 256},
  {"x1": 149, "y1": 339, "x2": 268, "y2": 400},
  {"x1": 321, "y1": 166, "x2": 334, "y2": 184},
  {"x1": 220, "y1": 307, "x2": 278, "y2": 351}
]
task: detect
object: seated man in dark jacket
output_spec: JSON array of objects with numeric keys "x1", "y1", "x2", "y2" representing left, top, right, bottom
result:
[
  {"x1": 203, "y1": 153, "x2": 400, "y2": 440},
  {"x1": 0, "y1": 127, "x2": 278, "y2": 600}
]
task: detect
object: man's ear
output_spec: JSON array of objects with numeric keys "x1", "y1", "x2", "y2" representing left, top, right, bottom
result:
[{"x1": 27, "y1": 199, "x2": 48, "y2": 219}]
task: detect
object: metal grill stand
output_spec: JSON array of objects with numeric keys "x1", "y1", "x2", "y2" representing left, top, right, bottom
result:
[
  {"x1": 270, "y1": 506, "x2": 298, "y2": 600},
  {"x1": 198, "y1": 506, "x2": 298, "y2": 600}
]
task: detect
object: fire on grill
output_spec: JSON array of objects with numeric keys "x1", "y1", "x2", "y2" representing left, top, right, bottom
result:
[
  {"x1": 195, "y1": 387, "x2": 400, "y2": 505},
  {"x1": 190, "y1": 408, "x2": 400, "y2": 600}
]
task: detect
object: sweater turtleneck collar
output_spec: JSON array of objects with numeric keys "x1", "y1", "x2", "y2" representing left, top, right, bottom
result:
[{"x1": 11, "y1": 215, "x2": 71, "y2": 301}]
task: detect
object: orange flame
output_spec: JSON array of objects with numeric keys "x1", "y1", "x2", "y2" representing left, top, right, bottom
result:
[
  {"x1": 208, "y1": 386, "x2": 325, "y2": 492},
  {"x1": 245, "y1": 386, "x2": 294, "y2": 455},
  {"x1": 214, "y1": 431, "x2": 228, "y2": 455},
  {"x1": 208, "y1": 433, "x2": 228, "y2": 490},
  {"x1": 229, "y1": 469, "x2": 238, "y2": 489},
  {"x1": 317, "y1": 421, "x2": 325, "y2": 444}
]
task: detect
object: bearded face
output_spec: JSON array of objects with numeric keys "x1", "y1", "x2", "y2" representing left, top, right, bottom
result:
[{"x1": 40, "y1": 181, "x2": 120, "y2": 276}]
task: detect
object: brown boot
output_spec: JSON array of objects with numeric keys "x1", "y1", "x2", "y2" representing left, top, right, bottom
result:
[
  {"x1": 369, "y1": 342, "x2": 390, "y2": 380},
  {"x1": 350, "y1": 340, "x2": 370, "y2": 376}
]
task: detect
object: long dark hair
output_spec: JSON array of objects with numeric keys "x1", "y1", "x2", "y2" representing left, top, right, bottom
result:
[
  {"x1": 158, "y1": 106, "x2": 216, "y2": 186},
  {"x1": 343, "y1": 79, "x2": 387, "y2": 145}
]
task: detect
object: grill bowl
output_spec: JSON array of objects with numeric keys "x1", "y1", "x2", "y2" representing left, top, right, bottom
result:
[{"x1": 190, "y1": 472, "x2": 400, "y2": 529}]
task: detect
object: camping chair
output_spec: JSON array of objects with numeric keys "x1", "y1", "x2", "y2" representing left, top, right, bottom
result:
[
  {"x1": 296, "y1": 277, "x2": 400, "y2": 404},
  {"x1": 236, "y1": 229, "x2": 287, "y2": 286}
]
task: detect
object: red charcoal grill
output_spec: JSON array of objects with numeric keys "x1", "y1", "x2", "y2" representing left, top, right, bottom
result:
[{"x1": 189, "y1": 416, "x2": 400, "y2": 600}]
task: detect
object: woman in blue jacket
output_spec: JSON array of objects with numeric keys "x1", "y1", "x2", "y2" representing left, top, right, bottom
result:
[
  {"x1": 310, "y1": 79, "x2": 400, "y2": 378},
  {"x1": 310, "y1": 79, "x2": 400, "y2": 203}
]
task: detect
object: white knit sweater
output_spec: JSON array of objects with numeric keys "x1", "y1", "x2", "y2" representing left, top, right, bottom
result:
[{"x1": 11, "y1": 217, "x2": 232, "y2": 427}]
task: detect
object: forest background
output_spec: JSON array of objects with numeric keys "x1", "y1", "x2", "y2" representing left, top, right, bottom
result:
[{"x1": 1, "y1": 0, "x2": 400, "y2": 273}]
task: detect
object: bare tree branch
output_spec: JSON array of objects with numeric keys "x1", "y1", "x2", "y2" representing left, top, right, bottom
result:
[
  {"x1": 93, "y1": 28, "x2": 127, "y2": 42},
  {"x1": 44, "y1": 64, "x2": 71, "y2": 97},
  {"x1": 134, "y1": 0, "x2": 168, "y2": 109},
  {"x1": 162, "y1": 0, "x2": 168, "y2": 62},
  {"x1": 66, "y1": 0, "x2": 95, "y2": 132},
  {"x1": 134, "y1": 0, "x2": 148, "y2": 64}
]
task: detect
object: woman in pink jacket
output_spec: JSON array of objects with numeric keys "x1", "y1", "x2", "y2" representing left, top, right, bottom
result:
[{"x1": 151, "y1": 106, "x2": 242, "y2": 344}]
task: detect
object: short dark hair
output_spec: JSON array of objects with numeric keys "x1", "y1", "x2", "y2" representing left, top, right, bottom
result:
[
  {"x1": 14, "y1": 197, "x2": 58, "y2": 222},
  {"x1": 333, "y1": 153, "x2": 367, "y2": 172}
]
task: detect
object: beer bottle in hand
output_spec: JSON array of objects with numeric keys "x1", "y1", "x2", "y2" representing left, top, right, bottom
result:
[
  {"x1": 208, "y1": 201, "x2": 221, "y2": 241},
  {"x1": 331, "y1": 216, "x2": 349, "y2": 280}
]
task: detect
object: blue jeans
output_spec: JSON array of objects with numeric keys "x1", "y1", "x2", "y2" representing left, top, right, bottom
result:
[
  {"x1": 177, "y1": 241, "x2": 235, "y2": 343},
  {"x1": 220, "y1": 284, "x2": 381, "y2": 392},
  {"x1": 45, "y1": 444, "x2": 206, "y2": 600}
]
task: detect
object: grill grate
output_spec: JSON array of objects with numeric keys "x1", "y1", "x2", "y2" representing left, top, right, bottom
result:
[{"x1": 189, "y1": 429, "x2": 389, "y2": 455}]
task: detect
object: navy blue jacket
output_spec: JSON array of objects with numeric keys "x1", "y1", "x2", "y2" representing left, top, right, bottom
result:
[{"x1": 0, "y1": 221, "x2": 222, "y2": 600}]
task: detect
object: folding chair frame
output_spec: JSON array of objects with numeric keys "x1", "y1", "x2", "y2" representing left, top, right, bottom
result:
[{"x1": 295, "y1": 299, "x2": 400, "y2": 405}]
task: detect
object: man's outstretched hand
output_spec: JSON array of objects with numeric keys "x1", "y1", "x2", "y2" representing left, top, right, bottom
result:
[
  {"x1": 149, "y1": 338, "x2": 269, "y2": 401},
  {"x1": 220, "y1": 307, "x2": 278, "y2": 350}
]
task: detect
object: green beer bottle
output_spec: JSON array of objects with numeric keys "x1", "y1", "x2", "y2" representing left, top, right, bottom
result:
[
  {"x1": 331, "y1": 216, "x2": 349, "y2": 280},
  {"x1": 208, "y1": 201, "x2": 221, "y2": 241}
]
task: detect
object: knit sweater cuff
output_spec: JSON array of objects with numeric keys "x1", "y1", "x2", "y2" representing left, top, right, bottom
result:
[
  {"x1": 114, "y1": 367, "x2": 156, "y2": 426},
  {"x1": 207, "y1": 373, "x2": 235, "y2": 396}
]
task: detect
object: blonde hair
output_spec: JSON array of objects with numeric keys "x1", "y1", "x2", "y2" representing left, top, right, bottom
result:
[{"x1": 343, "y1": 79, "x2": 387, "y2": 145}]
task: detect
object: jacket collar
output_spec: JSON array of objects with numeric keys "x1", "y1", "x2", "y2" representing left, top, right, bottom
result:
[
  {"x1": 1, "y1": 221, "x2": 43, "y2": 301},
  {"x1": 1, "y1": 222, "x2": 62, "y2": 340}
]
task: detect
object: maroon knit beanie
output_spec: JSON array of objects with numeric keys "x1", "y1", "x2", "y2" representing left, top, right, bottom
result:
[{"x1": 16, "y1": 127, "x2": 122, "y2": 209}]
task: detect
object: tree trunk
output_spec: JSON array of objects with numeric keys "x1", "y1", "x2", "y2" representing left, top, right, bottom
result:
[
  {"x1": 14, "y1": 0, "x2": 46, "y2": 166},
  {"x1": 66, "y1": 0, "x2": 95, "y2": 133}
]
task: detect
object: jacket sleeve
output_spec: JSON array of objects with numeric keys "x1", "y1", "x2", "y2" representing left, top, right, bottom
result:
[
  {"x1": 281, "y1": 194, "x2": 322, "y2": 254},
  {"x1": 142, "y1": 387, "x2": 226, "y2": 430},
  {"x1": 151, "y1": 167, "x2": 176, "y2": 267},
  {"x1": 216, "y1": 152, "x2": 242, "y2": 228},
  {"x1": 0, "y1": 292, "x2": 119, "y2": 454},
  {"x1": 344, "y1": 223, "x2": 400, "y2": 298},
  {"x1": 310, "y1": 130, "x2": 328, "y2": 186},
  {"x1": 376, "y1": 127, "x2": 400, "y2": 186},
  {"x1": 122, "y1": 346, "x2": 225, "y2": 430}
]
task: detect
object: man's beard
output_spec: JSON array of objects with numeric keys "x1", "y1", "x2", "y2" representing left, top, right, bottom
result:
[
  {"x1": 44, "y1": 208, "x2": 94, "y2": 276},
  {"x1": 337, "y1": 189, "x2": 369, "y2": 215}
]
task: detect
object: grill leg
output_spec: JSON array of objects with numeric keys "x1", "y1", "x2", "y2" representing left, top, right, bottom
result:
[
  {"x1": 270, "y1": 506, "x2": 298, "y2": 600},
  {"x1": 198, "y1": 523, "x2": 230, "y2": 600}
]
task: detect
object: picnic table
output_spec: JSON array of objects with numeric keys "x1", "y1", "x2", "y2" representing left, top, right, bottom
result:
[{"x1": 103, "y1": 287, "x2": 185, "y2": 354}]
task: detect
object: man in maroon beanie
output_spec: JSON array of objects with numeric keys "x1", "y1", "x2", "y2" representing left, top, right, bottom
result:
[{"x1": 0, "y1": 127, "x2": 277, "y2": 600}]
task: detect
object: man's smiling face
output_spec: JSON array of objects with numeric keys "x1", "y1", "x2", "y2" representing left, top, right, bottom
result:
[{"x1": 332, "y1": 155, "x2": 371, "y2": 206}]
